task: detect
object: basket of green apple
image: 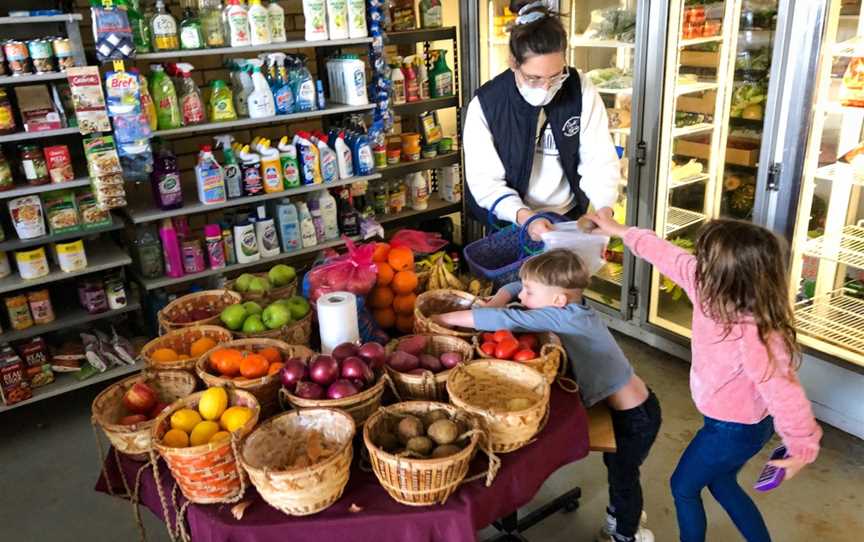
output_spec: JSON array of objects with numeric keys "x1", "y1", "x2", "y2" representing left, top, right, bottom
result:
[
  {"x1": 226, "y1": 264, "x2": 298, "y2": 305},
  {"x1": 220, "y1": 295, "x2": 313, "y2": 347}
]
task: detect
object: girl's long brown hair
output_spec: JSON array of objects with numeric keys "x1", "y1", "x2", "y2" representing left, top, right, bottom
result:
[{"x1": 694, "y1": 219, "x2": 800, "y2": 377}]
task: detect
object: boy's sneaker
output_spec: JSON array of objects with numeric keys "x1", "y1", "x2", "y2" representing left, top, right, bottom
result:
[
  {"x1": 595, "y1": 527, "x2": 655, "y2": 542},
  {"x1": 596, "y1": 511, "x2": 650, "y2": 542}
]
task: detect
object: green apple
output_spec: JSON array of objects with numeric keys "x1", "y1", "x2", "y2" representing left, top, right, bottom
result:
[
  {"x1": 220, "y1": 304, "x2": 248, "y2": 331},
  {"x1": 241, "y1": 314, "x2": 267, "y2": 334},
  {"x1": 234, "y1": 273, "x2": 256, "y2": 293},
  {"x1": 262, "y1": 303, "x2": 292, "y2": 330},
  {"x1": 272, "y1": 298, "x2": 292, "y2": 308},
  {"x1": 242, "y1": 301, "x2": 263, "y2": 316},
  {"x1": 248, "y1": 277, "x2": 271, "y2": 295},
  {"x1": 285, "y1": 295, "x2": 310, "y2": 320},
  {"x1": 268, "y1": 264, "x2": 296, "y2": 287}
]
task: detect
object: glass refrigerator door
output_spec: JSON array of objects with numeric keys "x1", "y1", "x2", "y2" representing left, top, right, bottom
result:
[
  {"x1": 788, "y1": 1, "x2": 864, "y2": 368},
  {"x1": 648, "y1": 0, "x2": 744, "y2": 337}
]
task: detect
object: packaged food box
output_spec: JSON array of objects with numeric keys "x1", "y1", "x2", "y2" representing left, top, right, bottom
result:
[
  {"x1": 15, "y1": 337, "x2": 54, "y2": 388},
  {"x1": 42, "y1": 190, "x2": 80, "y2": 235},
  {"x1": 8, "y1": 195, "x2": 46, "y2": 240},
  {"x1": 14, "y1": 85, "x2": 62, "y2": 132},
  {"x1": 0, "y1": 349, "x2": 32, "y2": 405},
  {"x1": 44, "y1": 145, "x2": 74, "y2": 183},
  {"x1": 66, "y1": 67, "x2": 111, "y2": 134}
]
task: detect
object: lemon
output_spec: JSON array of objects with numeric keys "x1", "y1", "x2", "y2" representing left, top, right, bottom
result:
[
  {"x1": 220, "y1": 406, "x2": 254, "y2": 433},
  {"x1": 170, "y1": 408, "x2": 202, "y2": 433},
  {"x1": 198, "y1": 387, "x2": 228, "y2": 421},
  {"x1": 189, "y1": 421, "x2": 221, "y2": 446},
  {"x1": 163, "y1": 428, "x2": 190, "y2": 448},
  {"x1": 209, "y1": 431, "x2": 231, "y2": 443}
]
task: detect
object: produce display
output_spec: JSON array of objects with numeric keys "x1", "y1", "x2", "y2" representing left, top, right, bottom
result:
[
  {"x1": 385, "y1": 335, "x2": 462, "y2": 375},
  {"x1": 369, "y1": 243, "x2": 419, "y2": 333},
  {"x1": 203, "y1": 344, "x2": 287, "y2": 380},
  {"x1": 586, "y1": 67, "x2": 633, "y2": 90},
  {"x1": 147, "y1": 336, "x2": 217, "y2": 366},
  {"x1": 373, "y1": 409, "x2": 468, "y2": 459},
  {"x1": 231, "y1": 265, "x2": 297, "y2": 297},
  {"x1": 280, "y1": 341, "x2": 384, "y2": 400},
  {"x1": 581, "y1": 7, "x2": 637, "y2": 43},
  {"x1": 160, "y1": 386, "x2": 254, "y2": 448},
  {"x1": 478, "y1": 330, "x2": 539, "y2": 362},
  {"x1": 117, "y1": 381, "x2": 168, "y2": 426},
  {"x1": 220, "y1": 295, "x2": 310, "y2": 333},
  {"x1": 730, "y1": 80, "x2": 767, "y2": 119}
]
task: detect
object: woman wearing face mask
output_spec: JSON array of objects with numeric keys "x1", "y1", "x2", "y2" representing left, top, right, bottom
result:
[{"x1": 464, "y1": 0, "x2": 621, "y2": 239}]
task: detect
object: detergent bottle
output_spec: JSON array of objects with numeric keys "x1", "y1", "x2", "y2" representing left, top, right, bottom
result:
[
  {"x1": 223, "y1": 0, "x2": 251, "y2": 47},
  {"x1": 239, "y1": 144, "x2": 264, "y2": 196},
  {"x1": 314, "y1": 132, "x2": 338, "y2": 184},
  {"x1": 273, "y1": 199, "x2": 300, "y2": 252},
  {"x1": 333, "y1": 130, "x2": 354, "y2": 179},
  {"x1": 296, "y1": 201, "x2": 318, "y2": 248},
  {"x1": 259, "y1": 139, "x2": 284, "y2": 193},
  {"x1": 295, "y1": 131, "x2": 322, "y2": 185},
  {"x1": 317, "y1": 189, "x2": 340, "y2": 240},
  {"x1": 214, "y1": 134, "x2": 243, "y2": 199},
  {"x1": 278, "y1": 136, "x2": 300, "y2": 188},
  {"x1": 195, "y1": 145, "x2": 227, "y2": 204},
  {"x1": 150, "y1": 64, "x2": 181, "y2": 130},
  {"x1": 247, "y1": 0, "x2": 271, "y2": 45}
]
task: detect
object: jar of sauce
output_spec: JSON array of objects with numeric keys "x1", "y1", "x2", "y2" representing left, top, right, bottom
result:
[{"x1": 20, "y1": 145, "x2": 50, "y2": 186}]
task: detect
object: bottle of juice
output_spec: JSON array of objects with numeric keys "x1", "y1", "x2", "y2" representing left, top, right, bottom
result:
[{"x1": 150, "y1": 65, "x2": 181, "y2": 130}]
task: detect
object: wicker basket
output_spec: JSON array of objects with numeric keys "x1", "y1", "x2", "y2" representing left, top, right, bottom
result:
[
  {"x1": 152, "y1": 389, "x2": 260, "y2": 504},
  {"x1": 474, "y1": 332, "x2": 566, "y2": 384},
  {"x1": 225, "y1": 273, "x2": 298, "y2": 304},
  {"x1": 231, "y1": 309, "x2": 313, "y2": 346},
  {"x1": 240, "y1": 408, "x2": 355, "y2": 516},
  {"x1": 384, "y1": 335, "x2": 474, "y2": 401},
  {"x1": 281, "y1": 369, "x2": 389, "y2": 426},
  {"x1": 364, "y1": 401, "x2": 497, "y2": 506},
  {"x1": 140, "y1": 325, "x2": 235, "y2": 373},
  {"x1": 197, "y1": 339, "x2": 314, "y2": 417},
  {"x1": 157, "y1": 290, "x2": 242, "y2": 334},
  {"x1": 91, "y1": 370, "x2": 197, "y2": 461},
  {"x1": 413, "y1": 290, "x2": 479, "y2": 339},
  {"x1": 446, "y1": 360, "x2": 550, "y2": 453}
]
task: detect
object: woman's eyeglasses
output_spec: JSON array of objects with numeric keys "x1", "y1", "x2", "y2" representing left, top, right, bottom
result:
[{"x1": 517, "y1": 68, "x2": 569, "y2": 88}]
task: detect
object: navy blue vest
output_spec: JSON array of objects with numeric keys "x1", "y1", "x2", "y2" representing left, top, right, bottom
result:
[{"x1": 466, "y1": 67, "x2": 587, "y2": 224}]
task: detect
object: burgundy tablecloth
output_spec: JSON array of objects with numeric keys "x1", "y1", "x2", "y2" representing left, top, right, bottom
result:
[{"x1": 96, "y1": 387, "x2": 589, "y2": 542}]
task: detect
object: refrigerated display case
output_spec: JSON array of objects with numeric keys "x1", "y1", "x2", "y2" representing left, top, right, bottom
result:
[{"x1": 787, "y1": 2, "x2": 864, "y2": 368}]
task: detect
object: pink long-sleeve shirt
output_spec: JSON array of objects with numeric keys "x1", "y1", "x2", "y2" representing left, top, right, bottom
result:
[{"x1": 624, "y1": 227, "x2": 822, "y2": 462}]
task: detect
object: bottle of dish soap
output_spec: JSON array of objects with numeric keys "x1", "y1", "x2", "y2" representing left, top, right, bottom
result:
[
  {"x1": 179, "y1": 1, "x2": 204, "y2": 50},
  {"x1": 208, "y1": 79, "x2": 236, "y2": 122},
  {"x1": 151, "y1": 0, "x2": 179, "y2": 51},
  {"x1": 223, "y1": 0, "x2": 251, "y2": 47},
  {"x1": 268, "y1": 0, "x2": 287, "y2": 42},
  {"x1": 195, "y1": 144, "x2": 227, "y2": 205},
  {"x1": 296, "y1": 201, "x2": 318, "y2": 248},
  {"x1": 150, "y1": 64, "x2": 181, "y2": 130},
  {"x1": 278, "y1": 136, "x2": 300, "y2": 188},
  {"x1": 200, "y1": 0, "x2": 226, "y2": 47},
  {"x1": 247, "y1": 0, "x2": 272, "y2": 45},
  {"x1": 259, "y1": 139, "x2": 284, "y2": 193}
]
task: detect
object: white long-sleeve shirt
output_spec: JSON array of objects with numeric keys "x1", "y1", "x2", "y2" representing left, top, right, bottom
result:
[{"x1": 463, "y1": 72, "x2": 622, "y2": 225}]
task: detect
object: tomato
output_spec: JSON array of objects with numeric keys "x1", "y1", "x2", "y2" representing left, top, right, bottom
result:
[
  {"x1": 494, "y1": 338, "x2": 521, "y2": 360},
  {"x1": 493, "y1": 330, "x2": 515, "y2": 343},
  {"x1": 482, "y1": 332, "x2": 497, "y2": 343},
  {"x1": 480, "y1": 342, "x2": 497, "y2": 356},
  {"x1": 513, "y1": 349, "x2": 537, "y2": 362},
  {"x1": 517, "y1": 334, "x2": 538, "y2": 350}
]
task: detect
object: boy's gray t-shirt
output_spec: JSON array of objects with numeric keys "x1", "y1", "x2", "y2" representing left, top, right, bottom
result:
[{"x1": 472, "y1": 281, "x2": 634, "y2": 407}]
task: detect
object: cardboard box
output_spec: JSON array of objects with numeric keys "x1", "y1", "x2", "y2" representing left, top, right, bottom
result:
[
  {"x1": 674, "y1": 139, "x2": 760, "y2": 167},
  {"x1": 677, "y1": 91, "x2": 717, "y2": 114},
  {"x1": 680, "y1": 51, "x2": 720, "y2": 68}
]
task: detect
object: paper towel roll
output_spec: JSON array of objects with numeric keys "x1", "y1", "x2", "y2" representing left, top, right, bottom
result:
[{"x1": 317, "y1": 291, "x2": 360, "y2": 354}]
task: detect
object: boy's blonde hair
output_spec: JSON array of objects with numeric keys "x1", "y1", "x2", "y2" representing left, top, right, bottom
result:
[{"x1": 519, "y1": 249, "x2": 590, "y2": 290}]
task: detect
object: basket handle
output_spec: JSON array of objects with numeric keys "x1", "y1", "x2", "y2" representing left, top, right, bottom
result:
[
  {"x1": 459, "y1": 428, "x2": 501, "y2": 488},
  {"x1": 540, "y1": 343, "x2": 579, "y2": 394},
  {"x1": 380, "y1": 372, "x2": 402, "y2": 402},
  {"x1": 487, "y1": 193, "x2": 520, "y2": 231},
  {"x1": 517, "y1": 212, "x2": 561, "y2": 258}
]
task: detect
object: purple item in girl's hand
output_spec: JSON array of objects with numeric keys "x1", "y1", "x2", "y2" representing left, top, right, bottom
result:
[{"x1": 754, "y1": 445, "x2": 787, "y2": 492}]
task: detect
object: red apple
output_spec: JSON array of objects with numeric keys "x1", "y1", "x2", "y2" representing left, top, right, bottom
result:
[
  {"x1": 119, "y1": 414, "x2": 148, "y2": 426},
  {"x1": 123, "y1": 382, "x2": 157, "y2": 415},
  {"x1": 149, "y1": 401, "x2": 170, "y2": 419}
]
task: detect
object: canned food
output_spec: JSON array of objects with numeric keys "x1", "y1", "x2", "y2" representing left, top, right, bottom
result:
[
  {"x1": 27, "y1": 289, "x2": 54, "y2": 325},
  {"x1": 52, "y1": 38, "x2": 75, "y2": 70},
  {"x1": 53, "y1": 239, "x2": 87, "y2": 273},
  {"x1": 14, "y1": 247, "x2": 49, "y2": 280},
  {"x1": 27, "y1": 39, "x2": 54, "y2": 73},
  {"x1": 3, "y1": 41, "x2": 30, "y2": 75},
  {"x1": 5, "y1": 294, "x2": 33, "y2": 331}
]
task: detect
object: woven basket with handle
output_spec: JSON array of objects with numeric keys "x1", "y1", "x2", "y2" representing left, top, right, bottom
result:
[
  {"x1": 140, "y1": 325, "x2": 235, "y2": 374},
  {"x1": 230, "y1": 309, "x2": 313, "y2": 346},
  {"x1": 151, "y1": 388, "x2": 260, "y2": 504},
  {"x1": 280, "y1": 364, "x2": 389, "y2": 426},
  {"x1": 474, "y1": 332, "x2": 566, "y2": 384},
  {"x1": 240, "y1": 408, "x2": 355, "y2": 516},
  {"x1": 384, "y1": 334, "x2": 474, "y2": 401},
  {"x1": 91, "y1": 370, "x2": 197, "y2": 461},
  {"x1": 413, "y1": 289, "x2": 479, "y2": 339},
  {"x1": 225, "y1": 273, "x2": 298, "y2": 304},
  {"x1": 197, "y1": 339, "x2": 314, "y2": 417},
  {"x1": 446, "y1": 360, "x2": 550, "y2": 453},
  {"x1": 363, "y1": 401, "x2": 499, "y2": 506},
  {"x1": 157, "y1": 290, "x2": 241, "y2": 334}
]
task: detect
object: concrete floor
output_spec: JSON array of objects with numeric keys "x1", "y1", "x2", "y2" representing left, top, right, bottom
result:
[{"x1": 1, "y1": 333, "x2": 862, "y2": 542}]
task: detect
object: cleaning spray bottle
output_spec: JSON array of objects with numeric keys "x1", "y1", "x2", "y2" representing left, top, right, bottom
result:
[
  {"x1": 247, "y1": 60, "x2": 275, "y2": 118},
  {"x1": 195, "y1": 144, "x2": 227, "y2": 204},
  {"x1": 254, "y1": 205, "x2": 279, "y2": 257},
  {"x1": 269, "y1": 54, "x2": 294, "y2": 115},
  {"x1": 390, "y1": 57, "x2": 406, "y2": 105},
  {"x1": 295, "y1": 131, "x2": 322, "y2": 185},
  {"x1": 214, "y1": 135, "x2": 243, "y2": 199},
  {"x1": 313, "y1": 132, "x2": 338, "y2": 184},
  {"x1": 296, "y1": 201, "x2": 318, "y2": 248},
  {"x1": 259, "y1": 139, "x2": 284, "y2": 193},
  {"x1": 273, "y1": 199, "x2": 300, "y2": 252},
  {"x1": 317, "y1": 189, "x2": 340, "y2": 240},
  {"x1": 429, "y1": 49, "x2": 454, "y2": 97},
  {"x1": 177, "y1": 63, "x2": 205, "y2": 126},
  {"x1": 239, "y1": 144, "x2": 264, "y2": 196},
  {"x1": 415, "y1": 55, "x2": 430, "y2": 100},
  {"x1": 150, "y1": 64, "x2": 181, "y2": 130},
  {"x1": 291, "y1": 55, "x2": 317, "y2": 112},
  {"x1": 278, "y1": 135, "x2": 300, "y2": 188},
  {"x1": 233, "y1": 215, "x2": 260, "y2": 264}
]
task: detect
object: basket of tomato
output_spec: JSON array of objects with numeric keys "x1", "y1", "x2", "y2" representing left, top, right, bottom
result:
[{"x1": 475, "y1": 330, "x2": 566, "y2": 384}]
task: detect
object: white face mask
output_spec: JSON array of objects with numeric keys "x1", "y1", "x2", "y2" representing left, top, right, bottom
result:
[{"x1": 518, "y1": 79, "x2": 565, "y2": 107}]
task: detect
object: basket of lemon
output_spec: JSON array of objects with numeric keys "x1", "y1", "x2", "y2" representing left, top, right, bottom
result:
[
  {"x1": 141, "y1": 325, "x2": 234, "y2": 374},
  {"x1": 152, "y1": 387, "x2": 260, "y2": 504}
]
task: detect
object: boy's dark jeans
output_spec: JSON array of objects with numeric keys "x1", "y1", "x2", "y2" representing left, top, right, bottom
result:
[{"x1": 602, "y1": 391, "x2": 662, "y2": 538}]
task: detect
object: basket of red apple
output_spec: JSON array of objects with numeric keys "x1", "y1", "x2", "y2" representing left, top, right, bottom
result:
[
  {"x1": 383, "y1": 334, "x2": 474, "y2": 401},
  {"x1": 158, "y1": 290, "x2": 242, "y2": 334},
  {"x1": 91, "y1": 369, "x2": 197, "y2": 460},
  {"x1": 219, "y1": 295, "x2": 313, "y2": 347},
  {"x1": 475, "y1": 331, "x2": 566, "y2": 384},
  {"x1": 279, "y1": 341, "x2": 389, "y2": 426}
]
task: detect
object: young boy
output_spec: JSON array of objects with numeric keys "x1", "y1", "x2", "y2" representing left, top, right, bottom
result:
[{"x1": 433, "y1": 249, "x2": 661, "y2": 542}]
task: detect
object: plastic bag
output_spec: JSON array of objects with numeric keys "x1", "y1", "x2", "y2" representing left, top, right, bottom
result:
[
  {"x1": 389, "y1": 229, "x2": 448, "y2": 254},
  {"x1": 541, "y1": 223, "x2": 609, "y2": 275},
  {"x1": 305, "y1": 237, "x2": 378, "y2": 302}
]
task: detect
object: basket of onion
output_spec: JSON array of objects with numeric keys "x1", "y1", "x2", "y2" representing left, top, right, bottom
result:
[
  {"x1": 383, "y1": 335, "x2": 473, "y2": 401},
  {"x1": 279, "y1": 341, "x2": 389, "y2": 426}
]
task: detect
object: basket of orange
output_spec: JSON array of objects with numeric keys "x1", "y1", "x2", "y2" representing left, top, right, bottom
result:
[
  {"x1": 158, "y1": 290, "x2": 242, "y2": 334},
  {"x1": 152, "y1": 386, "x2": 260, "y2": 503},
  {"x1": 197, "y1": 339, "x2": 314, "y2": 416},
  {"x1": 140, "y1": 325, "x2": 235, "y2": 374},
  {"x1": 369, "y1": 243, "x2": 420, "y2": 335}
]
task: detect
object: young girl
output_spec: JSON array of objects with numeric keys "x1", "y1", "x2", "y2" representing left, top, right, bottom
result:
[{"x1": 585, "y1": 213, "x2": 822, "y2": 542}]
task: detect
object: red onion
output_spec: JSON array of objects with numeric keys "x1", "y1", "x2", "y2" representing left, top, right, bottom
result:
[
  {"x1": 341, "y1": 356, "x2": 370, "y2": 381},
  {"x1": 350, "y1": 378, "x2": 367, "y2": 391},
  {"x1": 294, "y1": 381, "x2": 324, "y2": 399},
  {"x1": 332, "y1": 342, "x2": 359, "y2": 362},
  {"x1": 327, "y1": 379, "x2": 359, "y2": 399},
  {"x1": 358, "y1": 342, "x2": 386, "y2": 370},
  {"x1": 280, "y1": 358, "x2": 308, "y2": 389},
  {"x1": 309, "y1": 355, "x2": 339, "y2": 386}
]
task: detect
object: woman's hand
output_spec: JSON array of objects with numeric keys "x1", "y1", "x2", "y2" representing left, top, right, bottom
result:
[
  {"x1": 517, "y1": 208, "x2": 553, "y2": 241},
  {"x1": 768, "y1": 456, "x2": 808, "y2": 480},
  {"x1": 584, "y1": 209, "x2": 629, "y2": 238}
]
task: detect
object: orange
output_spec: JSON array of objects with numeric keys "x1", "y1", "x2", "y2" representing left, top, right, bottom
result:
[
  {"x1": 151, "y1": 348, "x2": 179, "y2": 364},
  {"x1": 257, "y1": 346, "x2": 282, "y2": 365},
  {"x1": 240, "y1": 353, "x2": 270, "y2": 379},
  {"x1": 210, "y1": 348, "x2": 243, "y2": 377},
  {"x1": 267, "y1": 362, "x2": 284, "y2": 376},
  {"x1": 373, "y1": 307, "x2": 397, "y2": 329},
  {"x1": 376, "y1": 261, "x2": 395, "y2": 286},
  {"x1": 372, "y1": 242, "x2": 391, "y2": 263},
  {"x1": 189, "y1": 337, "x2": 217, "y2": 358},
  {"x1": 391, "y1": 271, "x2": 418, "y2": 295},
  {"x1": 368, "y1": 286, "x2": 395, "y2": 309},
  {"x1": 393, "y1": 293, "x2": 417, "y2": 316},
  {"x1": 387, "y1": 247, "x2": 414, "y2": 272},
  {"x1": 395, "y1": 314, "x2": 415, "y2": 334}
]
